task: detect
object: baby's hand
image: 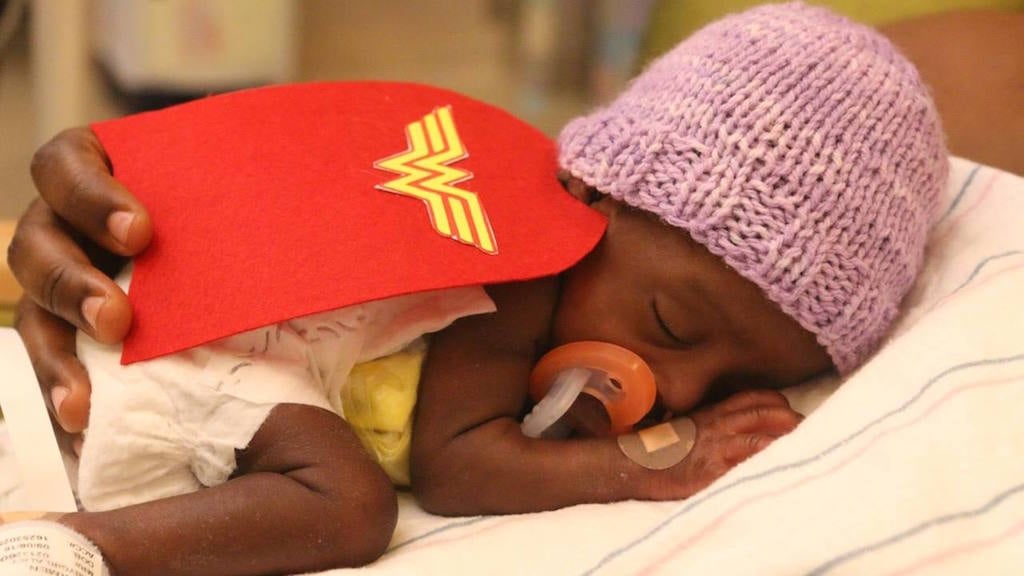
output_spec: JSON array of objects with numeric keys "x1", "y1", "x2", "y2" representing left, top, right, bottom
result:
[{"x1": 648, "y1": 390, "x2": 802, "y2": 500}]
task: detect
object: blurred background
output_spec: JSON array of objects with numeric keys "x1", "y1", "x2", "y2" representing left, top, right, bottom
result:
[
  {"x1": 1, "y1": 1, "x2": 1022, "y2": 322},
  {"x1": 5, "y1": 0, "x2": 1022, "y2": 219},
  {"x1": 0, "y1": 0, "x2": 664, "y2": 220}
]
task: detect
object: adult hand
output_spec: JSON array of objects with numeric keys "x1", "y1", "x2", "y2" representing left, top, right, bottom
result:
[
  {"x1": 649, "y1": 389, "x2": 802, "y2": 500},
  {"x1": 7, "y1": 127, "x2": 152, "y2": 433}
]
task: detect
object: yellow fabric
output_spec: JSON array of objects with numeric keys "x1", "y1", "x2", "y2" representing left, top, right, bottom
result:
[
  {"x1": 642, "y1": 0, "x2": 1024, "y2": 64},
  {"x1": 337, "y1": 346, "x2": 425, "y2": 486},
  {"x1": 0, "y1": 220, "x2": 20, "y2": 327}
]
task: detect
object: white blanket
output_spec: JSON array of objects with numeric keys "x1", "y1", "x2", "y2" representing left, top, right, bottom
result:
[
  {"x1": 2, "y1": 158, "x2": 1022, "y2": 575},
  {"x1": 315, "y1": 158, "x2": 1024, "y2": 575}
]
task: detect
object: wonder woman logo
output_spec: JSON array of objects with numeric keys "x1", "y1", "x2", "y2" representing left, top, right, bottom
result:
[{"x1": 374, "y1": 106, "x2": 497, "y2": 254}]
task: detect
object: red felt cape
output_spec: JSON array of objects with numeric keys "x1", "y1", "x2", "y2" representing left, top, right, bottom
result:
[{"x1": 91, "y1": 81, "x2": 607, "y2": 364}]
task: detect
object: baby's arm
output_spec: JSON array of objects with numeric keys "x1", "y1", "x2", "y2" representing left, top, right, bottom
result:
[
  {"x1": 412, "y1": 279, "x2": 802, "y2": 516},
  {"x1": 61, "y1": 404, "x2": 396, "y2": 576},
  {"x1": 413, "y1": 279, "x2": 644, "y2": 514}
]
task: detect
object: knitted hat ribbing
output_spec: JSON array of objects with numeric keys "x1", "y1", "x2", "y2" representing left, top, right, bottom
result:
[{"x1": 558, "y1": 2, "x2": 948, "y2": 374}]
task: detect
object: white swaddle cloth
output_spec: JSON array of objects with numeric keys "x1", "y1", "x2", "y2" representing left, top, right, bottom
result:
[{"x1": 76, "y1": 267, "x2": 494, "y2": 511}]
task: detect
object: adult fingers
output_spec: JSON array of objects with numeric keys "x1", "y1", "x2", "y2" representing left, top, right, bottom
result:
[
  {"x1": 30, "y1": 127, "x2": 152, "y2": 257},
  {"x1": 13, "y1": 297, "x2": 93, "y2": 433},
  {"x1": 7, "y1": 199, "x2": 132, "y2": 343}
]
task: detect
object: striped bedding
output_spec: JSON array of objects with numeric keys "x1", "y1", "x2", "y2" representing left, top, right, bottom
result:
[
  {"x1": 2, "y1": 158, "x2": 1021, "y2": 575},
  {"x1": 317, "y1": 158, "x2": 1024, "y2": 575}
]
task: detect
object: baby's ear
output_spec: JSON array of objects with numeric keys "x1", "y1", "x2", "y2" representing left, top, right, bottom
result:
[{"x1": 558, "y1": 171, "x2": 600, "y2": 205}]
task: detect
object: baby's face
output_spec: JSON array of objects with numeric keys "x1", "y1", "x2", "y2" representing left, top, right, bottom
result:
[{"x1": 551, "y1": 179, "x2": 832, "y2": 416}]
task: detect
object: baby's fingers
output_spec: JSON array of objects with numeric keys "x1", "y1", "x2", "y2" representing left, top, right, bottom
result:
[
  {"x1": 722, "y1": 405, "x2": 803, "y2": 436},
  {"x1": 709, "y1": 389, "x2": 791, "y2": 413},
  {"x1": 720, "y1": 434, "x2": 776, "y2": 465}
]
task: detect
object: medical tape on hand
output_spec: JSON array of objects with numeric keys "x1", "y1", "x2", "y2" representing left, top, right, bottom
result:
[{"x1": 617, "y1": 417, "x2": 696, "y2": 470}]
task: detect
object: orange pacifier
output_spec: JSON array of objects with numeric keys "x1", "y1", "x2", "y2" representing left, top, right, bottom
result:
[{"x1": 521, "y1": 341, "x2": 657, "y2": 438}]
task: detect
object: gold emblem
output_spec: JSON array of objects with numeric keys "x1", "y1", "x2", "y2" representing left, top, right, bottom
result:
[{"x1": 375, "y1": 106, "x2": 497, "y2": 254}]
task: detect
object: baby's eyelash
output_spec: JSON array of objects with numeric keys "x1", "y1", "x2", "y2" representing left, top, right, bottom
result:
[{"x1": 652, "y1": 299, "x2": 691, "y2": 347}]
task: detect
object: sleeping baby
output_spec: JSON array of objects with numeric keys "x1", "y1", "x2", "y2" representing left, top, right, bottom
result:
[{"x1": 2, "y1": 3, "x2": 947, "y2": 575}]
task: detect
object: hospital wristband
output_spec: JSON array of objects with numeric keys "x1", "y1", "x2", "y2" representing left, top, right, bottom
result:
[{"x1": 0, "y1": 519, "x2": 109, "y2": 576}]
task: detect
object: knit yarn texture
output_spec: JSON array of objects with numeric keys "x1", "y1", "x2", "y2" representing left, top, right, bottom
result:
[{"x1": 558, "y1": 2, "x2": 948, "y2": 373}]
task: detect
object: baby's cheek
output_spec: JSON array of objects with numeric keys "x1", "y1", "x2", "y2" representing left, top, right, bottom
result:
[
  {"x1": 655, "y1": 378, "x2": 708, "y2": 416},
  {"x1": 649, "y1": 348, "x2": 738, "y2": 415}
]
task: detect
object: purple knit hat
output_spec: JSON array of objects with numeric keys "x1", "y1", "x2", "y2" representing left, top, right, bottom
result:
[{"x1": 559, "y1": 2, "x2": 948, "y2": 373}]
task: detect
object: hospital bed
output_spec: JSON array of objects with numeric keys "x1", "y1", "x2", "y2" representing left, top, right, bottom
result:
[{"x1": 2, "y1": 157, "x2": 1023, "y2": 574}]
